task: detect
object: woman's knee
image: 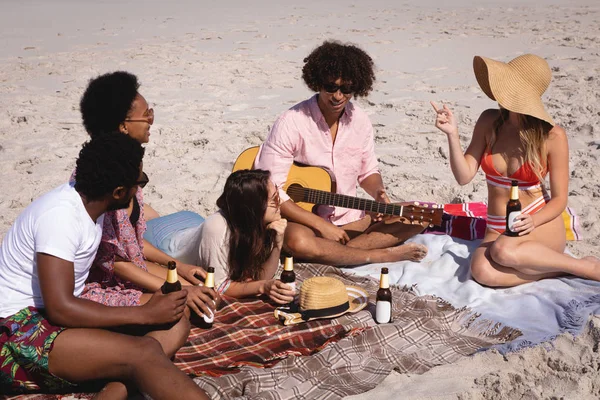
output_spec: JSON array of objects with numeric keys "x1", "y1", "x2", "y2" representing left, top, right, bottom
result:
[{"x1": 489, "y1": 240, "x2": 518, "y2": 267}]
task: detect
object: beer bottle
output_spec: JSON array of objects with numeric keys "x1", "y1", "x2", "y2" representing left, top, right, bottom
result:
[
  {"x1": 161, "y1": 261, "x2": 182, "y2": 294},
  {"x1": 201, "y1": 266, "x2": 216, "y2": 328},
  {"x1": 506, "y1": 180, "x2": 522, "y2": 237},
  {"x1": 375, "y1": 267, "x2": 392, "y2": 324},
  {"x1": 280, "y1": 256, "x2": 296, "y2": 307}
]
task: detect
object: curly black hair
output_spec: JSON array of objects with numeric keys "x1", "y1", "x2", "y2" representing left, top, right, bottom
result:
[
  {"x1": 80, "y1": 71, "x2": 140, "y2": 138},
  {"x1": 75, "y1": 133, "x2": 145, "y2": 200},
  {"x1": 302, "y1": 40, "x2": 375, "y2": 97}
]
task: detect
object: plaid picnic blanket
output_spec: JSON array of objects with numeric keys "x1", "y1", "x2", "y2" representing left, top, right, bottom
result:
[
  {"x1": 192, "y1": 263, "x2": 521, "y2": 399},
  {"x1": 175, "y1": 295, "x2": 361, "y2": 376},
  {"x1": 4, "y1": 263, "x2": 520, "y2": 400}
]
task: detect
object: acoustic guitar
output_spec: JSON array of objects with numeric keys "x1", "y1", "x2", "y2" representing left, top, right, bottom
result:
[{"x1": 232, "y1": 146, "x2": 442, "y2": 228}]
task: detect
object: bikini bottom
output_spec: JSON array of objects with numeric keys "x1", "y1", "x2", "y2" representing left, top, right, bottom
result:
[{"x1": 486, "y1": 194, "x2": 547, "y2": 234}]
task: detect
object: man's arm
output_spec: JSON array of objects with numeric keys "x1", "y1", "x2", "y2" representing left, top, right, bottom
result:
[
  {"x1": 37, "y1": 253, "x2": 187, "y2": 328},
  {"x1": 359, "y1": 173, "x2": 388, "y2": 203}
]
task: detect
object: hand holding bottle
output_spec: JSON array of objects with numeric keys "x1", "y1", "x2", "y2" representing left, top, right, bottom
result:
[
  {"x1": 141, "y1": 290, "x2": 188, "y2": 325},
  {"x1": 185, "y1": 286, "x2": 219, "y2": 320}
]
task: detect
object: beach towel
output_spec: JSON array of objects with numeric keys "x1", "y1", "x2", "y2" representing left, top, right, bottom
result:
[
  {"x1": 143, "y1": 210, "x2": 204, "y2": 264},
  {"x1": 348, "y1": 233, "x2": 600, "y2": 353},
  {"x1": 425, "y1": 202, "x2": 582, "y2": 241},
  {"x1": 192, "y1": 263, "x2": 519, "y2": 399}
]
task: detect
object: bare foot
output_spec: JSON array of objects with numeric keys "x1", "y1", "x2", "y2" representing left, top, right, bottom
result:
[
  {"x1": 94, "y1": 382, "x2": 128, "y2": 400},
  {"x1": 376, "y1": 243, "x2": 428, "y2": 263}
]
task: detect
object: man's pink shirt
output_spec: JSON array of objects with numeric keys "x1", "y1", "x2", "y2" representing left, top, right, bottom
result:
[{"x1": 255, "y1": 95, "x2": 379, "y2": 226}]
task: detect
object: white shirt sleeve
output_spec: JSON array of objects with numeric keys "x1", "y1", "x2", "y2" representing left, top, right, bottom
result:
[
  {"x1": 197, "y1": 213, "x2": 230, "y2": 290},
  {"x1": 34, "y1": 207, "x2": 81, "y2": 262}
]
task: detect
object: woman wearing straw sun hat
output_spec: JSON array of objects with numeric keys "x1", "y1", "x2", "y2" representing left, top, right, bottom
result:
[{"x1": 431, "y1": 54, "x2": 600, "y2": 287}]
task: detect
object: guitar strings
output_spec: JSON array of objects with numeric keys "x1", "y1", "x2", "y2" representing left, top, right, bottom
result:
[{"x1": 286, "y1": 186, "x2": 439, "y2": 224}]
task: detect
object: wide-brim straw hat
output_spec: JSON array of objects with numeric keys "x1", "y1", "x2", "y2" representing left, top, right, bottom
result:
[
  {"x1": 274, "y1": 276, "x2": 368, "y2": 326},
  {"x1": 473, "y1": 54, "x2": 554, "y2": 126}
]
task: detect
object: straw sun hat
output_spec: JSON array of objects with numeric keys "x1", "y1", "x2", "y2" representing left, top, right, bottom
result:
[
  {"x1": 473, "y1": 54, "x2": 554, "y2": 126},
  {"x1": 274, "y1": 276, "x2": 369, "y2": 326}
]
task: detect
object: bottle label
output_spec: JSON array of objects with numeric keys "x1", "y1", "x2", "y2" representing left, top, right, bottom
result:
[
  {"x1": 375, "y1": 301, "x2": 391, "y2": 323},
  {"x1": 286, "y1": 282, "x2": 296, "y2": 292},
  {"x1": 203, "y1": 308, "x2": 214, "y2": 324},
  {"x1": 379, "y1": 274, "x2": 389, "y2": 289},
  {"x1": 166, "y1": 268, "x2": 178, "y2": 284},
  {"x1": 507, "y1": 211, "x2": 521, "y2": 232}
]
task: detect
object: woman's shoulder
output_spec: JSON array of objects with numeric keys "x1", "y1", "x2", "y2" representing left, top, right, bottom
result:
[
  {"x1": 546, "y1": 124, "x2": 568, "y2": 151},
  {"x1": 472, "y1": 108, "x2": 500, "y2": 142},
  {"x1": 199, "y1": 211, "x2": 229, "y2": 237},
  {"x1": 548, "y1": 124, "x2": 567, "y2": 138},
  {"x1": 478, "y1": 108, "x2": 501, "y2": 123}
]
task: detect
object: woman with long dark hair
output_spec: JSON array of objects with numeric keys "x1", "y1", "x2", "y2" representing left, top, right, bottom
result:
[{"x1": 198, "y1": 169, "x2": 294, "y2": 304}]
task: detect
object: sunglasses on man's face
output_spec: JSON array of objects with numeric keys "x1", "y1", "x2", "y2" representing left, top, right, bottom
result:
[
  {"x1": 125, "y1": 108, "x2": 154, "y2": 125},
  {"x1": 136, "y1": 171, "x2": 150, "y2": 189},
  {"x1": 322, "y1": 82, "x2": 354, "y2": 95}
]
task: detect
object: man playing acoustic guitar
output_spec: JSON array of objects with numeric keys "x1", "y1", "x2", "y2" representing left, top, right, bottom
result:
[{"x1": 254, "y1": 40, "x2": 429, "y2": 266}]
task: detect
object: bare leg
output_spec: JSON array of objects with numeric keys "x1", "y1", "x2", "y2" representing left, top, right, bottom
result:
[
  {"x1": 470, "y1": 230, "x2": 563, "y2": 287},
  {"x1": 284, "y1": 219, "x2": 427, "y2": 266},
  {"x1": 94, "y1": 296, "x2": 192, "y2": 399},
  {"x1": 48, "y1": 329, "x2": 208, "y2": 400},
  {"x1": 139, "y1": 293, "x2": 191, "y2": 357},
  {"x1": 470, "y1": 216, "x2": 600, "y2": 287},
  {"x1": 345, "y1": 215, "x2": 426, "y2": 250}
]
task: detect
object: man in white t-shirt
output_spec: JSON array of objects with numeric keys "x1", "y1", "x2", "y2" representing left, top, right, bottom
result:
[{"x1": 0, "y1": 134, "x2": 211, "y2": 400}]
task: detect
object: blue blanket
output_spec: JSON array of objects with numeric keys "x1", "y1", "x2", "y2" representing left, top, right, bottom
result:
[
  {"x1": 347, "y1": 234, "x2": 600, "y2": 352},
  {"x1": 144, "y1": 211, "x2": 204, "y2": 265}
]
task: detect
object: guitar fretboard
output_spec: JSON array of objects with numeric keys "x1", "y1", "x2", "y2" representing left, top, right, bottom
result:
[{"x1": 286, "y1": 186, "x2": 404, "y2": 216}]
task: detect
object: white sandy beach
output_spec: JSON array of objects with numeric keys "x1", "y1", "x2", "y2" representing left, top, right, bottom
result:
[{"x1": 1, "y1": 0, "x2": 599, "y2": 398}]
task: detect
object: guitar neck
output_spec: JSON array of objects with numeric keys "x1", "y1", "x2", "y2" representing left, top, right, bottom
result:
[{"x1": 299, "y1": 188, "x2": 404, "y2": 216}]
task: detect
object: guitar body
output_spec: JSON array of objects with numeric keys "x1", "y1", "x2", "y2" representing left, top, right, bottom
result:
[
  {"x1": 232, "y1": 146, "x2": 442, "y2": 227},
  {"x1": 232, "y1": 146, "x2": 335, "y2": 212}
]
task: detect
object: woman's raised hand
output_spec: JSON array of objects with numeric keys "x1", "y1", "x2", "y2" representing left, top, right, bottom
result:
[
  {"x1": 267, "y1": 218, "x2": 288, "y2": 249},
  {"x1": 431, "y1": 101, "x2": 458, "y2": 137}
]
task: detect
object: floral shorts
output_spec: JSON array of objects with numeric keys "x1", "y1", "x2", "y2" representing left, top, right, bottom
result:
[{"x1": 0, "y1": 307, "x2": 77, "y2": 394}]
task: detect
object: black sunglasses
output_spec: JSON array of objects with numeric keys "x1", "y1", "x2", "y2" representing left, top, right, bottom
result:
[
  {"x1": 136, "y1": 171, "x2": 149, "y2": 189},
  {"x1": 322, "y1": 82, "x2": 354, "y2": 95}
]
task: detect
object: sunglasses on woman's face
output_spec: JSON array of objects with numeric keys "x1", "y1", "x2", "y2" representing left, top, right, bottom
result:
[
  {"x1": 322, "y1": 82, "x2": 354, "y2": 95},
  {"x1": 268, "y1": 186, "x2": 281, "y2": 208},
  {"x1": 135, "y1": 171, "x2": 150, "y2": 189}
]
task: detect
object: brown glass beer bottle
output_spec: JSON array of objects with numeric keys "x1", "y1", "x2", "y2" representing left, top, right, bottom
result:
[
  {"x1": 375, "y1": 267, "x2": 392, "y2": 324},
  {"x1": 506, "y1": 180, "x2": 522, "y2": 237},
  {"x1": 280, "y1": 256, "x2": 296, "y2": 307},
  {"x1": 161, "y1": 261, "x2": 182, "y2": 294}
]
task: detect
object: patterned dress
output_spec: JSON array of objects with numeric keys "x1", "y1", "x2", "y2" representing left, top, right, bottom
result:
[{"x1": 70, "y1": 170, "x2": 147, "y2": 307}]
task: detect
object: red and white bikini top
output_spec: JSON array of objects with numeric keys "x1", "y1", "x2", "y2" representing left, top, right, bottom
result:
[{"x1": 480, "y1": 149, "x2": 547, "y2": 190}]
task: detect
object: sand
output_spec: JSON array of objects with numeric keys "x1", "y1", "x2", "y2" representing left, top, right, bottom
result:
[{"x1": 1, "y1": 0, "x2": 599, "y2": 398}]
